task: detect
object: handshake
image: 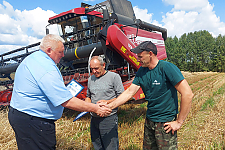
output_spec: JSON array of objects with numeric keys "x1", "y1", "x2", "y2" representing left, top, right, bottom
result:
[{"x1": 95, "y1": 100, "x2": 113, "y2": 117}]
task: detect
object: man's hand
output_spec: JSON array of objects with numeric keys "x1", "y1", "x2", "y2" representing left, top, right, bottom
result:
[
  {"x1": 97, "y1": 100, "x2": 108, "y2": 104},
  {"x1": 95, "y1": 103, "x2": 111, "y2": 117},
  {"x1": 164, "y1": 120, "x2": 183, "y2": 135}
]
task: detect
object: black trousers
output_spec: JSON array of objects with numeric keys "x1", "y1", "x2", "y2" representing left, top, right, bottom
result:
[{"x1": 8, "y1": 106, "x2": 56, "y2": 150}]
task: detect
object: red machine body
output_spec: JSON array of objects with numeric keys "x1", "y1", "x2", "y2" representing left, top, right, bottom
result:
[
  {"x1": 0, "y1": 89, "x2": 12, "y2": 106},
  {"x1": 0, "y1": 0, "x2": 167, "y2": 105}
]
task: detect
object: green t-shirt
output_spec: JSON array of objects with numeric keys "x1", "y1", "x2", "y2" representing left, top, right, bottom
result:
[{"x1": 132, "y1": 60, "x2": 184, "y2": 122}]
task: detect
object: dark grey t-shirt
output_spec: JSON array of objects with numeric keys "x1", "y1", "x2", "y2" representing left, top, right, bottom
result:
[{"x1": 87, "y1": 71, "x2": 124, "y2": 117}]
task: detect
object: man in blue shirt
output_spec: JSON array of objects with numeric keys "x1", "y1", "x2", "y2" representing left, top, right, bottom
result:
[
  {"x1": 107, "y1": 41, "x2": 194, "y2": 149},
  {"x1": 8, "y1": 34, "x2": 111, "y2": 150}
]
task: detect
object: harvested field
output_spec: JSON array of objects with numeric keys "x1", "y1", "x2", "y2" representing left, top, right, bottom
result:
[
  {"x1": 178, "y1": 72, "x2": 225, "y2": 149},
  {"x1": 0, "y1": 71, "x2": 225, "y2": 149}
]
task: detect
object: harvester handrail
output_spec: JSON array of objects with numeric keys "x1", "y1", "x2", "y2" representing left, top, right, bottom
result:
[
  {"x1": 0, "y1": 42, "x2": 40, "y2": 57},
  {"x1": 63, "y1": 23, "x2": 103, "y2": 37},
  {"x1": 0, "y1": 51, "x2": 37, "y2": 64}
]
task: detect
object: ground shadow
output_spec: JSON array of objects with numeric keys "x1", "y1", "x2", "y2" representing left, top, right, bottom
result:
[{"x1": 117, "y1": 103, "x2": 147, "y2": 125}]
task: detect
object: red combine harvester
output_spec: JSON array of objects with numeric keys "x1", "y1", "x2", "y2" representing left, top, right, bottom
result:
[{"x1": 0, "y1": 0, "x2": 167, "y2": 106}]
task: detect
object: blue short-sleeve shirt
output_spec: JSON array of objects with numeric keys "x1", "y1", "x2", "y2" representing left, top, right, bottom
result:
[{"x1": 10, "y1": 50, "x2": 73, "y2": 120}]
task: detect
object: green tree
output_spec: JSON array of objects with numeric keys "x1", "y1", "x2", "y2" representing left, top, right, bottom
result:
[{"x1": 213, "y1": 34, "x2": 225, "y2": 72}]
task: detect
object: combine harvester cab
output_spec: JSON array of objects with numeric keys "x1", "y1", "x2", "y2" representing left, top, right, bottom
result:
[{"x1": 0, "y1": 0, "x2": 167, "y2": 105}]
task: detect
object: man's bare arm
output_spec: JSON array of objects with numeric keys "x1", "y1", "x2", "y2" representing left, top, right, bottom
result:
[
  {"x1": 108, "y1": 84, "x2": 140, "y2": 109},
  {"x1": 164, "y1": 79, "x2": 194, "y2": 134},
  {"x1": 85, "y1": 97, "x2": 91, "y2": 103},
  {"x1": 175, "y1": 79, "x2": 193, "y2": 125},
  {"x1": 97, "y1": 98, "x2": 116, "y2": 104}
]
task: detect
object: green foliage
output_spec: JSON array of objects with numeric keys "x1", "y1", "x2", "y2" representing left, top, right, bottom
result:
[
  {"x1": 139, "y1": 102, "x2": 147, "y2": 108},
  {"x1": 124, "y1": 144, "x2": 141, "y2": 150},
  {"x1": 208, "y1": 140, "x2": 224, "y2": 150},
  {"x1": 118, "y1": 109, "x2": 127, "y2": 118},
  {"x1": 201, "y1": 97, "x2": 215, "y2": 111},
  {"x1": 213, "y1": 83, "x2": 225, "y2": 96},
  {"x1": 165, "y1": 30, "x2": 225, "y2": 72},
  {"x1": 217, "y1": 84, "x2": 225, "y2": 94}
]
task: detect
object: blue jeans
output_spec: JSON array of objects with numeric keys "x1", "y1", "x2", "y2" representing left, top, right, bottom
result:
[{"x1": 91, "y1": 113, "x2": 119, "y2": 150}]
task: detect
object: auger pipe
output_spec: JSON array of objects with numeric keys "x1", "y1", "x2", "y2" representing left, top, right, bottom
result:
[
  {"x1": 62, "y1": 42, "x2": 104, "y2": 61},
  {"x1": 0, "y1": 63, "x2": 19, "y2": 74}
]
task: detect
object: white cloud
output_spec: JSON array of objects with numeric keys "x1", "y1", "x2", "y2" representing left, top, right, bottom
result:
[
  {"x1": 162, "y1": 11, "x2": 199, "y2": 37},
  {"x1": 162, "y1": 1, "x2": 225, "y2": 37},
  {"x1": 133, "y1": 6, "x2": 153, "y2": 23},
  {"x1": 133, "y1": 6, "x2": 163, "y2": 28},
  {"x1": 0, "y1": 1, "x2": 58, "y2": 53},
  {"x1": 0, "y1": 1, "x2": 15, "y2": 16},
  {"x1": 0, "y1": 45, "x2": 21, "y2": 54},
  {"x1": 0, "y1": 13, "x2": 18, "y2": 34},
  {"x1": 15, "y1": 7, "x2": 58, "y2": 38},
  {"x1": 134, "y1": 0, "x2": 225, "y2": 38}
]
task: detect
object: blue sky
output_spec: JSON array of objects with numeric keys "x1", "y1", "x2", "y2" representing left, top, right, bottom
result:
[{"x1": 1, "y1": 0, "x2": 225, "y2": 53}]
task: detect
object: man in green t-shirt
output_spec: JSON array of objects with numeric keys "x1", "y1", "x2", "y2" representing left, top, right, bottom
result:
[{"x1": 107, "y1": 41, "x2": 194, "y2": 149}]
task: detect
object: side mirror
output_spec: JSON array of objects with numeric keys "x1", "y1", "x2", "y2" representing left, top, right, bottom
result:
[
  {"x1": 46, "y1": 28, "x2": 49, "y2": 35},
  {"x1": 103, "y1": 9, "x2": 109, "y2": 21}
]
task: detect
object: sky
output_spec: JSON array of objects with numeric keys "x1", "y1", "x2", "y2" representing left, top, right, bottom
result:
[{"x1": 0, "y1": 0, "x2": 225, "y2": 54}]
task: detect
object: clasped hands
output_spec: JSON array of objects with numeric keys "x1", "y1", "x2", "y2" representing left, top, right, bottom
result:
[{"x1": 96, "y1": 100, "x2": 111, "y2": 117}]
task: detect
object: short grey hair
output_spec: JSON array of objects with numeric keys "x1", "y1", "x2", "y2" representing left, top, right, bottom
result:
[
  {"x1": 91, "y1": 56, "x2": 105, "y2": 66},
  {"x1": 40, "y1": 34, "x2": 65, "y2": 51}
]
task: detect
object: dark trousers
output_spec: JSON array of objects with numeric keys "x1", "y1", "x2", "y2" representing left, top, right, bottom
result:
[
  {"x1": 91, "y1": 113, "x2": 119, "y2": 150},
  {"x1": 8, "y1": 106, "x2": 56, "y2": 150}
]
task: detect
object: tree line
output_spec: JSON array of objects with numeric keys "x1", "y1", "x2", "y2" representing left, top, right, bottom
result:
[{"x1": 164, "y1": 30, "x2": 225, "y2": 72}]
